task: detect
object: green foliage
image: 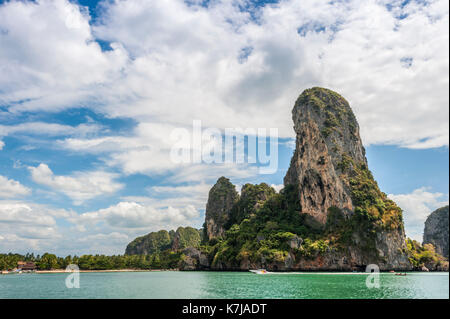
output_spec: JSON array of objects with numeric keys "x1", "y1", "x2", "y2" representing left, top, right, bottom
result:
[
  {"x1": 226, "y1": 183, "x2": 276, "y2": 227},
  {"x1": 208, "y1": 184, "x2": 326, "y2": 267},
  {"x1": 298, "y1": 238, "x2": 330, "y2": 258},
  {"x1": 349, "y1": 161, "x2": 403, "y2": 231},
  {"x1": 37, "y1": 253, "x2": 59, "y2": 270},
  {"x1": 125, "y1": 230, "x2": 172, "y2": 255},
  {"x1": 0, "y1": 252, "x2": 182, "y2": 271},
  {"x1": 174, "y1": 226, "x2": 202, "y2": 249},
  {"x1": 405, "y1": 238, "x2": 447, "y2": 268}
]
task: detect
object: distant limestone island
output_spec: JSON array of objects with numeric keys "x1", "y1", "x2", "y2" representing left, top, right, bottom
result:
[{"x1": 126, "y1": 88, "x2": 449, "y2": 272}]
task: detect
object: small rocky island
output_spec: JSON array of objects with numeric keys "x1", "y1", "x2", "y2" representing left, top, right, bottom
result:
[{"x1": 125, "y1": 87, "x2": 449, "y2": 271}]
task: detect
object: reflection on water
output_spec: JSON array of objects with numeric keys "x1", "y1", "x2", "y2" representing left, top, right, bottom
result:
[{"x1": 0, "y1": 271, "x2": 448, "y2": 299}]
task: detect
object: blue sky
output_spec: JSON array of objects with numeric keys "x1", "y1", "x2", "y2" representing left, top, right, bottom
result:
[{"x1": 0, "y1": 0, "x2": 448, "y2": 255}]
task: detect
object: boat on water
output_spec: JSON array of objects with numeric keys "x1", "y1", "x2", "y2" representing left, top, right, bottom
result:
[
  {"x1": 395, "y1": 273, "x2": 407, "y2": 276},
  {"x1": 249, "y1": 269, "x2": 269, "y2": 274}
]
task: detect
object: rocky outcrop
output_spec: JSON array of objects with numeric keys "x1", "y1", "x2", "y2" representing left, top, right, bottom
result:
[
  {"x1": 125, "y1": 230, "x2": 173, "y2": 255},
  {"x1": 284, "y1": 87, "x2": 364, "y2": 225},
  {"x1": 179, "y1": 247, "x2": 210, "y2": 270},
  {"x1": 205, "y1": 177, "x2": 239, "y2": 240},
  {"x1": 423, "y1": 206, "x2": 449, "y2": 258},
  {"x1": 281, "y1": 87, "x2": 411, "y2": 270},
  {"x1": 227, "y1": 183, "x2": 276, "y2": 227},
  {"x1": 126, "y1": 87, "x2": 416, "y2": 272},
  {"x1": 125, "y1": 227, "x2": 201, "y2": 255},
  {"x1": 171, "y1": 227, "x2": 202, "y2": 251}
]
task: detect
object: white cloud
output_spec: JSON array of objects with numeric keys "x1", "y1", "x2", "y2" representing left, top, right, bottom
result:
[
  {"x1": 389, "y1": 187, "x2": 449, "y2": 242},
  {"x1": 0, "y1": 0, "x2": 128, "y2": 113},
  {"x1": 271, "y1": 184, "x2": 284, "y2": 192},
  {"x1": 0, "y1": 121, "x2": 103, "y2": 138},
  {"x1": 0, "y1": 175, "x2": 31, "y2": 198},
  {"x1": 58, "y1": 121, "x2": 259, "y2": 184},
  {"x1": 0, "y1": 0, "x2": 447, "y2": 149},
  {"x1": 28, "y1": 163, "x2": 123, "y2": 205},
  {"x1": 0, "y1": 201, "x2": 67, "y2": 253},
  {"x1": 73, "y1": 201, "x2": 201, "y2": 231},
  {"x1": 0, "y1": 202, "x2": 55, "y2": 226},
  {"x1": 0, "y1": 140, "x2": 4, "y2": 150}
]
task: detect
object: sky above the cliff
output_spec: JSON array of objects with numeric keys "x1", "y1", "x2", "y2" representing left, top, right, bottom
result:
[{"x1": 0, "y1": 0, "x2": 448, "y2": 255}]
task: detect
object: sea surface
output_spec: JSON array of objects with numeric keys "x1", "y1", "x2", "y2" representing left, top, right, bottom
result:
[{"x1": 0, "y1": 271, "x2": 448, "y2": 299}]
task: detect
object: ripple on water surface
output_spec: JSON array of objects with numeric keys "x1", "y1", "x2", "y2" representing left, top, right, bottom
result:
[{"x1": 0, "y1": 271, "x2": 448, "y2": 299}]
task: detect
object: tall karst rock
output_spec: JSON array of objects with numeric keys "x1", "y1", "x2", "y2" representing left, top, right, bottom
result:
[
  {"x1": 423, "y1": 206, "x2": 449, "y2": 258},
  {"x1": 284, "y1": 87, "x2": 411, "y2": 270},
  {"x1": 284, "y1": 87, "x2": 364, "y2": 225},
  {"x1": 204, "y1": 177, "x2": 239, "y2": 240}
]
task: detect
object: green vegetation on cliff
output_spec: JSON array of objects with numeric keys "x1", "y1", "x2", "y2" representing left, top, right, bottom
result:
[
  {"x1": 173, "y1": 226, "x2": 202, "y2": 250},
  {"x1": 210, "y1": 184, "x2": 327, "y2": 267},
  {"x1": 125, "y1": 227, "x2": 202, "y2": 255},
  {"x1": 405, "y1": 238, "x2": 448, "y2": 270},
  {"x1": 125, "y1": 230, "x2": 173, "y2": 255}
]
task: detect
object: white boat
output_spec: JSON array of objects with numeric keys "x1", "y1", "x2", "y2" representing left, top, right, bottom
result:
[{"x1": 249, "y1": 269, "x2": 269, "y2": 274}]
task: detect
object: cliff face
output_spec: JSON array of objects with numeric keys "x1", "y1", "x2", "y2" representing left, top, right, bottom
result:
[
  {"x1": 171, "y1": 226, "x2": 202, "y2": 251},
  {"x1": 125, "y1": 230, "x2": 173, "y2": 255},
  {"x1": 281, "y1": 87, "x2": 411, "y2": 270},
  {"x1": 204, "y1": 177, "x2": 239, "y2": 240},
  {"x1": 201, "y1": 88, "x2": 411, "y2": 271},
  {"x1": 125, "y1": 227, "x2": 201, "y2": 255},
  {"x1": 284, "y1": 87, "x2": 364, "y2": 225},
  {"x1": 126, "y1": 87, "x2": 415, "y2": 271},
  {"x1": 423, "y1": 206, "x2": 449, "y2": 258}
]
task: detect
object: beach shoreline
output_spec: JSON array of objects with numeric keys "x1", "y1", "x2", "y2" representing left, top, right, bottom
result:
[{"x1": 35, "y1": 269, "x2": 177, "y2": 274}]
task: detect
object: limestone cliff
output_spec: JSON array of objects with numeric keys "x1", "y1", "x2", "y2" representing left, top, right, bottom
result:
[
  {"x1": 282, "y1": 87, "x2": 410, "y2": 270},
  {"x1": 125, "y1": 227, "x2": 201, "y2": 255},
  {"x1": 204, "y1": 87, "x2": 411, "y2": 271},
  {"x1": 284, "y1": 87, "x2": 364, "y2": 225},
  {"x1": 423, "y1": 206, "x2": 449, "y2": 258},
  {"x1": 126, "y1": 87, "x2": 416, "y2": 272},
  {"x1": 125, "y1": 230, "x2": 173, "y2": 255},
  {"x1": 171, "y1": 226, "x2": 202, "y2": 251},
  {"x1": 204, "y1": 177, "x2": 239, "y2": 240}
]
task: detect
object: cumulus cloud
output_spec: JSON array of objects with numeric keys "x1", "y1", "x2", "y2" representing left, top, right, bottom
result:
[
  {"x1": 389, "y1": 187, "x2": 449, "y2": 242},
  {"x1": 0, "y1": 121, "x2": 103, "y2": 138},
  {"x1": 0, "y1": 175, "x2": 31, "y2": 198},
  {"x1": 58, "y1": 121, "x2": 259, "y2": 184},
  {"x1": 28, "y1": 163, "x2": 124, "y2": 205},
  {"x1": 0, "y1": 0, "x2": 447, "y2": 148},
  {"x1": 0, "y1": 201, "x2": 67, "y2": 252},
  {"x1": 0, "y1": 0, "x2": 128, "y2": 113},
  {"x1": 0, "y1": 140, "x2": 4, "y2": 150},
  {"x1": 73, "y1": 201, "x2": 201, "y2": 232}
]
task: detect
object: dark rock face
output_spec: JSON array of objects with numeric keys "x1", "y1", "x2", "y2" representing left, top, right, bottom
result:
[
  {"x1": 282, "y1": 87, "x2": 411, "y2": 270},
  {"x1": 423, "y1": 206, "x2": 449, "y2": 258},
  {"x1": 205, "y1": 177, "x2": 239, "y2": 240},
  {"x1": 179, "y1": 247, "x2": 210, "y2": 271},
  {"x1": 284, "y1": 87, "x2": 364, "y2": 225}
]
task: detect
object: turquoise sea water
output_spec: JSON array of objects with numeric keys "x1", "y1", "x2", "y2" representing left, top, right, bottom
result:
[{"x1": 0, "y1": 271, "x2": 448, "y2": 299}]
